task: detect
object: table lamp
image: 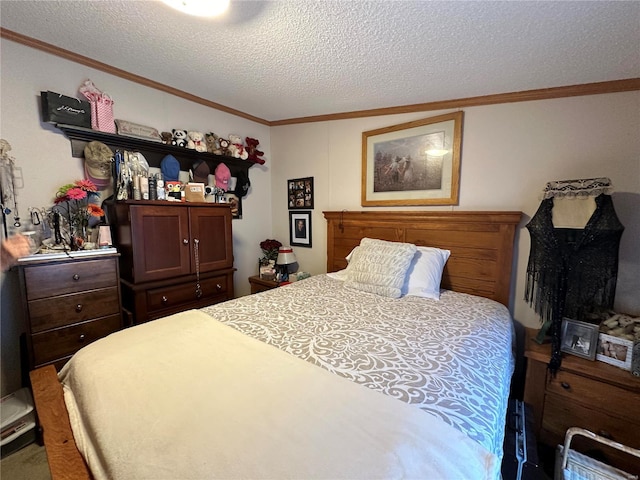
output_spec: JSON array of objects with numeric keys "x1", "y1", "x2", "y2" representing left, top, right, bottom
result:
[{"x1": 275, "y1": 246, "x2": 297, "y2": 282}]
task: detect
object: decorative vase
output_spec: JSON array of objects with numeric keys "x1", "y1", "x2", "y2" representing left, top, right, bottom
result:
[{"x1": 71, "y1": 219, "x2": 89, "y2": 250}]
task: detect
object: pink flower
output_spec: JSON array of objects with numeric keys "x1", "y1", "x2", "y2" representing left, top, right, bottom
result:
[{"x1": 65, "y1": 187, "x2": 87, "y2": 200}]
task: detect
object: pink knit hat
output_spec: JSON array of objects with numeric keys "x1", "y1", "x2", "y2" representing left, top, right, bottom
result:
[{"x1": 214, "y1": 163, "x2": 231, "y2": 190}]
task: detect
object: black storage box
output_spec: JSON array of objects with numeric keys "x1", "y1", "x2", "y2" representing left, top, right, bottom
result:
[{"x1": 40, "y1": 90, "x2": 91, "y2": 128}]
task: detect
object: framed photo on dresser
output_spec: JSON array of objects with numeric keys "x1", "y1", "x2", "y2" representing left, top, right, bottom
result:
[
  {"x1": 560, "y1": 318, "x2": 599, "y2": 360},
  {"x1": 596, "y1": 333, "x2": 633, "y2": 370}
]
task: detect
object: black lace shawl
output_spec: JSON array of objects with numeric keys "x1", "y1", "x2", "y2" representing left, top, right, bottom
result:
[{"x1": 524, "y1": 194, "x2": 624, "y2": 371}]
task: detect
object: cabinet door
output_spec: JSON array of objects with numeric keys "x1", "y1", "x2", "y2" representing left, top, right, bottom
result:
[
  {"x1": 189, "y1": 207, "x2": 233, "y2": 273},
  {"x1": 131, "y1": 205, "x2": 191, "y2": 282}
]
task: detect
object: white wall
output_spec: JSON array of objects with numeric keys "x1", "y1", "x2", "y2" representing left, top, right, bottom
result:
[
  {"x1": 0, "y1": 40, "x2": 272, "y2": 395},
  {"x1": 270, "y1": 93, "x2": 640, "y2": 330}
]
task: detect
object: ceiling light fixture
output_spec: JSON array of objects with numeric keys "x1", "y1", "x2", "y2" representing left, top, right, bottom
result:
[{"x1": 161, "y1": 0, "x2": 230, "y2": 17}]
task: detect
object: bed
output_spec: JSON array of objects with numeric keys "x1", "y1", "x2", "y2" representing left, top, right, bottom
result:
[{"x1": 30, "y1": 210, "x2": 522, "y2": 480}]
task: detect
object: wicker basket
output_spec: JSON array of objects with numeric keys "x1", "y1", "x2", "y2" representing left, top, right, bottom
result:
[{"x1": 554, "y1": 428, "x2": 639, "y2": 480}]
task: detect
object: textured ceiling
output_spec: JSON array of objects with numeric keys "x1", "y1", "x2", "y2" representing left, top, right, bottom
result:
[{"x1": 1, "y1": 1, "x2": 639, "y2": 122}]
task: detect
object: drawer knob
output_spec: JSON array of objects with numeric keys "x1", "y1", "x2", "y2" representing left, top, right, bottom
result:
[
  {"x1": 162, "y1": 296, "x2": 168, "y2": 304},
  {"x1": 560, "y1": 382, "x2": 571, "y2": 390},
  {"x1": 73, "y1": 274, "x2": 80, "y2": 281},
  {"x1": 75, "y1": 304, "x2": 83, "y2": 312},
  {"x1": 216, "y1": 284, "x2": 222, "y2": 291},
  {"x1": 183, "y1": 238, "x2": 189, "y2": 245},
  {"x1": 79, "y1": 334, "x2": 86, "y2": 342}
]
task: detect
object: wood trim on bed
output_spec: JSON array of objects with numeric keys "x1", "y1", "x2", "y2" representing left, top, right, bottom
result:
[
  {"x1": 30, "y1": 365, "x2": 92, "y2": 480},
  {"x1": 323, "y1": 210, "x2": 522, "y2": 306}
]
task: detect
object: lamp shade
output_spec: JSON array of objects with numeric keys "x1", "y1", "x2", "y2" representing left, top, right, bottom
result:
[{"x1": 275, "y1": 246, "x2": 297, "y2": 266}]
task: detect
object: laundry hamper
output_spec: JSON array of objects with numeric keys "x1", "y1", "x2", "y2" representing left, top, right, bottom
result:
[{"x1": 555, "y1": 428, "x2": 639, "y2": 480}]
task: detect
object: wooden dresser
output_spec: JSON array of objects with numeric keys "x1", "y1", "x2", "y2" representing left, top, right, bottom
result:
[
  {"x1": 18, "y1": 251, "x2": 123, "y2": 371},
  {"x1": 108, "y1": 201, "x2": 235, "y2": 324},
  {"x1": 523, "y1": 328, "x2": 640, "y2": 473}
]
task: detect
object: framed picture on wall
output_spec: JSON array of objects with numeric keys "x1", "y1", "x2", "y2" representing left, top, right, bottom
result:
[
  {"x1": 289, "y1": 211, "x2": 312, "y2": 247},
  {"x1": 361, "y1": 112, "x2": 463, "y2": 206},
  {"x1": 288, "y1": 177, "x2": 314, "y2": 209}
]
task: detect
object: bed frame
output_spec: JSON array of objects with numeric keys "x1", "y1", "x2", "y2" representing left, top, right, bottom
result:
[{"x1": 31, "y1": 209, "x2": 522, "y2": 480}]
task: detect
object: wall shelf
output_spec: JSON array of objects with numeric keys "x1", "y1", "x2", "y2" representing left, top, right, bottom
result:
[{"x1": 56, "y1": 124, "x2": 255, "y2": 179}]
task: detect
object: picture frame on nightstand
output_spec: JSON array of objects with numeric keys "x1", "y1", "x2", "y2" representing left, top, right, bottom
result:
[
  {"x1": 560, "y1": 317, "x2": 599, "y2": 360},
  {"x1": 596, "y1": 333, "x2": 634, "y2": 371}
]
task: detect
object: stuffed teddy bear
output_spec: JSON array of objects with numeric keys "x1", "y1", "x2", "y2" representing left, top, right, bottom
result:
[
  {"x1": 217, "y1": 137, "x2": 231, "y2": 157},
  {"x1": 205, "y1": 132, "x2": 222, "y2": 155},
  {"x1": 172, "y1": 129, "x2": 188, "y2": 148},
  {"x1": 245, "y1": 137, "x2": 266, "y2": 165},
  {"x1": 227, "y1": 134, "x2": 248, "y2": 160},
  {"x1": 187, "y1": 131, "x2": 207, "y2": 152},
  {"x1": 160, "y1": 131, "x2": 173, "y2": 145}
]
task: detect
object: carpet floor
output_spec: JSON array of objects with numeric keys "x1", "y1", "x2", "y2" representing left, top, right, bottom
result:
[{"x1": 0, "y1": 442, "x2": 50, "y2": 480}]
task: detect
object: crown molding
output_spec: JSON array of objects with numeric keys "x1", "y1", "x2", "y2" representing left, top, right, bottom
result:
[
  {"x1": 1, "y1": 28, "x2": 269, "y2": 126},
  {"x1": 271, "y1": 78, "x2": 640, "y2": 126},
  {"x1": 3, "y1": 28, "x2": 639, "y2": 127}
]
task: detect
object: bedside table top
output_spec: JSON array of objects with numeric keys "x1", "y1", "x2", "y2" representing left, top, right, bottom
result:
[
  {"x1": 524, "y1": 328, "x2": 639, "y2": 391},
  {"x1": 248, "y1": 275, "x2": 280, "y2": 287}
]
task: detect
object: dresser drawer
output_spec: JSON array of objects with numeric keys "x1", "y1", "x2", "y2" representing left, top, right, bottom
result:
[
  {"x1": 547, "y1": 370, "x2": 640, "y2": 423},
  {"x1": 24, "y1": 258, "x2": 118, "y2": 300},
  {"x1": 146, "y1": 276, "x2": 228, "y2": 314},
  {"x1": 542, "y1": 393, "x2": 640, "y2": 449},
  {"x1": 31, "y1": 314, "x2": 122, "y2": 366},
  {"x1": 28, "y1": 287, "x2": 121, "y2": 333}
]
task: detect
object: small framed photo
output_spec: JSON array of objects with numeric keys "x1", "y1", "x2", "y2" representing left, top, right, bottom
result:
[
  {"x1": 596, "y1": 333, "x2": 634, "y2": 371},
  {"x1": 288, "y1": 177, "x2": 314, "y2": 209},
  {"x1": 560, "y1": 318, "x2": 599, "y2": 360},
  {"x1": 289, "y1": 211, "x2": 312, "y2": 248}
]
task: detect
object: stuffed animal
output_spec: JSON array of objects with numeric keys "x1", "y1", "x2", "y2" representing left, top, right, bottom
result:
[
  {"x1": 160, "y1": 131, "x2": 173, "y2": 145},
  {"x1": 245, "y1": 137, "x2": 266, "y2": 165},
  {"x1": 218, "y1": 137, "x2": 231, "y2": 156},
  {"x1": 205, "y1": 132, "x2": 222, "y2": 155},
  {"x1": 227, "y1": 134, "x2": 248, "y2": 160},
  {"x1": 187, "y1": 131, "x2": 207, "y2": 152},
  {"x1": 172, "y1": 129, "x2": 188, "y2": 148}
]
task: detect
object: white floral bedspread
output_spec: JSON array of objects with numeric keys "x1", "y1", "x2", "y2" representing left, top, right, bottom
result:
[{"x1": 202, "y1": 274, "x2": 515, "y2": 456}]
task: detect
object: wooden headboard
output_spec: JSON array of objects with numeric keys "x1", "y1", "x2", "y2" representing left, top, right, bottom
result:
[{"x1": 324, "y1": 210, "x2": 522, "y2": 306}]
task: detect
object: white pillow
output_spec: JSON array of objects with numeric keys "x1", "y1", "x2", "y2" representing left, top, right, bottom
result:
[
  {"x1": 326, "y1": 246, "x2": 358, "y2": 281},
  {"x1": 326, "y1": 269, "x2": 348, "y2": 281},
  {"x1": 402, "y1": 246, "x2": 451, "y2": 300},
  {"x1": 344, "y1": 238, "x2": 417, "y2": 298}
]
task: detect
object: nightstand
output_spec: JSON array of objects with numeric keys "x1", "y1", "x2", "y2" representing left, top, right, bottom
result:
[
  {"x1": 523, "y1": 328, "x2": 640, "y2": 473},
  {"x1": 248, "y1": 275, "x2": 279, "y2": 294}
]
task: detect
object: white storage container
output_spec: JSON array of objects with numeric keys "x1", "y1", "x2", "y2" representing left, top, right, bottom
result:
[{"x1": 1, "y1": 387, "x2": 36, "y2": 457}]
